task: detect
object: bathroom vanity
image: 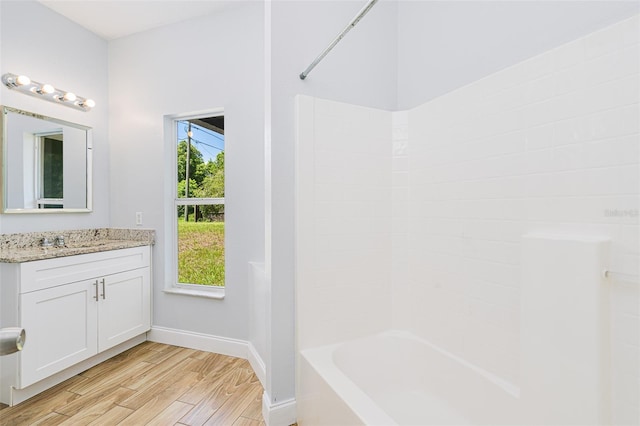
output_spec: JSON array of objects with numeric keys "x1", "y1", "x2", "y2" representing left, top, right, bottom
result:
[
  {"x1": 0, "y1": 228, "x2": 154, "y2": 406},
  {"x1": 0, "y1": 109, "x2": 155, "y2": 405}
]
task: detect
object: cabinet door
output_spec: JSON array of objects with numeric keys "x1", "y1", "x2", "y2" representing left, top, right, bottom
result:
[
  {"x1": 19, "y1": 280, "x2": 99, "y2": 388},
  {"x1": 98, "y1": 267, "x2": 150, "y2": 352}
]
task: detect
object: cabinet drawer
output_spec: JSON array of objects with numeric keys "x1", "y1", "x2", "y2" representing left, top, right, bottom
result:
[{"x1": 19, "y1": 246, "x2": 150, "y2": 294}]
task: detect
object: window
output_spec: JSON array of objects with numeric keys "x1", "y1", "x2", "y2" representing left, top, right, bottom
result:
[{"x1": 170, "y1": 113, "x2": 225, "y2": 294}]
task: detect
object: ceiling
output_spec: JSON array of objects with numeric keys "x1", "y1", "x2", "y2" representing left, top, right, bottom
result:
[{"x1": 38, "y1": 1, "x2": 239, "y2": 40}]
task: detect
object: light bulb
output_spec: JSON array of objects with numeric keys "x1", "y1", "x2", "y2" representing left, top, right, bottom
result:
[
  {"x1": 81, "y1": 99, "x2": 96, "y2": 108},
  {"x1": 39, "y1": 84, "x2": 55, "y2": 94},
  {"x1": 15, "y1": 75, "x2": 30, "y2": 86},
  {"x1": 187, "y1": 130, "x2": 193, "y2": 138},
  {"x1": 63, "y1": 92, "x2": 76, "y2": 102}
]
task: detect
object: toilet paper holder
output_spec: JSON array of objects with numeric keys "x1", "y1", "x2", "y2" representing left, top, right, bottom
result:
[{"x1": 0, "y1": 327, "x2": 26, "y2": 356}]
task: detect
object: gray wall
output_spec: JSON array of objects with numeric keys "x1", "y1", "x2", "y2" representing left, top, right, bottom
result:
[
  {"x1": 397, "y1": 0, "x2": 640, "y2": 109},
  {"x1": 0, "y1": 0, "x2": 109, "y2": 233},
  {"x1": 269, "y1": 0, "x2": 398, "y2": 406},
  {"x1": 108, "y1": 2, "x2": 265, "y2": 343}
]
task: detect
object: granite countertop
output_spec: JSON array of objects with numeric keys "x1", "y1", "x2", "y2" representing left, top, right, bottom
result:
[{"x1": 0, "y1": 228, "x2": 155, "y2": 263}]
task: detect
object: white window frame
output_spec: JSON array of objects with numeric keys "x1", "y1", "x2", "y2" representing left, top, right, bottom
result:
[{"x1": 163, "y1": 109, "x2": 225, "y2": 299}]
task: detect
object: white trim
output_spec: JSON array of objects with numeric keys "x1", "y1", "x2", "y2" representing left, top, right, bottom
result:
[
  {"x1": 163, "y1": 114, "x2": 178, "y2": 290},
  {"x1": 8, "y1": 334, "x2": 145, "y2": 406},
  {"x1": 263, "y1": 0, "x2": 272, "y2": 281},
  {"x1": 167, "y1": 108, "x2": 225, "y2": 121},
  {"x1": 175, "y1": 197, "x2": 224, "y2": 206},
  {"x1": 262, "y1": 392, "x2": 297, "y2": 426},
  {"x1": 147, "y1": 326, "x2": 247, "y2": 359},
  {"x1": 248, "y1": 342, "x2": 266, "y2": 388},
  {"x1": 163, "y1": 287, "x2": 225, "y2": 299}
]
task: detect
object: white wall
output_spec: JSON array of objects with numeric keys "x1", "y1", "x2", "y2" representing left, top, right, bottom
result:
[
  {"x1": 108, "y1": 2, "x2": 264, "y2": 342},
  {"x1": 0, "y1": 0, "x2": 109, "y2": 233},
  {"x1": 400, "y1": 15, "x2": 639, "y2": 424},
  {"x1": 397, "y1": 0, "x2": 640, "y2": 109},
  {"x1": 269, "y1": 0, "x2": 398, "y2": 406}
]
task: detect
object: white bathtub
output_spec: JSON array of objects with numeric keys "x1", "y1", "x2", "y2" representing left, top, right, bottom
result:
[{"x1": 298, "y1": 331, "x2": 521, "y2": 426}]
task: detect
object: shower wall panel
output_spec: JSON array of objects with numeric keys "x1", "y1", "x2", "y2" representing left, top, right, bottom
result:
[
  {"x1": 402, "y1": 15, "x2": 639, "y2": 424},
  {"x1": 296, "y1": 95, "x2": 393, "y2": 352}
]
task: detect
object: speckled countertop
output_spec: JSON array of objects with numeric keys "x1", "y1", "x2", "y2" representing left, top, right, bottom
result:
[{"x1": 0, "y1": 228, "x2": 155, "y2": 263}]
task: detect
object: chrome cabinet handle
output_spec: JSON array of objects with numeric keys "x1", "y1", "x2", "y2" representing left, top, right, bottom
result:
[
  {"x1": 100, "y1": 279, "x2": 106, "y2": 300},
  {"x1": 93, "y1": 280, "x2": 99, "y2": 301}
]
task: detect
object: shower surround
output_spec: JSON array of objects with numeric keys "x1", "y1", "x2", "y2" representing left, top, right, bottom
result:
[{"x1": 296, "y1": 15, "x2": 639, "y2": 425}]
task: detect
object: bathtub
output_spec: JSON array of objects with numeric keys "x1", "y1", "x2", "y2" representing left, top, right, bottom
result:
[{"x1": 297, "y1": 331, "x2": 521, "y2": 425}]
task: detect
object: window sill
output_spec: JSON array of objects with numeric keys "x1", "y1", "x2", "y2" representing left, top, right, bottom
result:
[{"x1": 163, "y1": 287, "x2": 225, "y2": 299}]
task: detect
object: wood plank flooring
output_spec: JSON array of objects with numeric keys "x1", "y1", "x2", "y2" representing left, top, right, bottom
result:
[{"x1": 0, "y1": 341, "x2": 265, "y2": 426}]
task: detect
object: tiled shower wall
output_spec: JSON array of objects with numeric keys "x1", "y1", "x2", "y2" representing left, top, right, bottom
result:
[
  {"x1": 397, "y1": 15, "x2": 639, "y2": 424},
  {"x1": 296, "y1": 96, "x2": 392, "y2": 352}
]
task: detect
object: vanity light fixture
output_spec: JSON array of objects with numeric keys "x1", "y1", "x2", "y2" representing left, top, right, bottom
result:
[{"x1": 1, "y1": 73, "x2": 95, "y2": 112}]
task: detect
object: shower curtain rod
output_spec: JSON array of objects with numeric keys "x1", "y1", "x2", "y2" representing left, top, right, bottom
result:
[{"x1": 299, "y1": 0, "x2": 379, "y2": 80}]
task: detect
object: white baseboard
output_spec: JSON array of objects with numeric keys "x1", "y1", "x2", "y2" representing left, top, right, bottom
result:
[
  {"x1": 147, "y1": 326, "x2": 248, "y2": 359},
  {"x1": 248, "y1": 343, "x2": 266, "y2": 388},
  {"x1": 262, "y1": 391, "x2": 297, "y2": 426},
  {"x1": 9, "y1": 334, "x2": 146, "y2": 406}
]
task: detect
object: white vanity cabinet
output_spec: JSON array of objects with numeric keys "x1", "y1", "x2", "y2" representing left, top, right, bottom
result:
[{"x1": 1, "y1": 246, "x2": 151, "y2": 390}]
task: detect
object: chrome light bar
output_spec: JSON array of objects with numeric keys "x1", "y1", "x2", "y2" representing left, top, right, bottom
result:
[{"x1": 2, "y1": 73, "x2": 95, "y2": 111}]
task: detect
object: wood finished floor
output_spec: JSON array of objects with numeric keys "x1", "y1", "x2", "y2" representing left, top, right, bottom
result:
[{"x1": 0, "y1": 341, "x2": 265, "y2": 426}]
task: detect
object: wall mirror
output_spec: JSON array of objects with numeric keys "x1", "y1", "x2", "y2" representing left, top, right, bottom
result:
[{"x1": 0, "y1": 106, "x2": 92, "y2": 213}]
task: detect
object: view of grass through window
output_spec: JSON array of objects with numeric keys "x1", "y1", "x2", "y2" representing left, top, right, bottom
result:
[{"x1": 176, "y1": 116, "x2": 225, "y2": 287}]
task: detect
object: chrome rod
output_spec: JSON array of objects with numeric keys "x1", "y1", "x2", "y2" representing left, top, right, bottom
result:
[
  {"x1": 299, "y1": 0, "x2": 379, "y2": 80},
  {"x1": 93, "y1": 280, "x2": 99, "y2": 301},
  {"x1": 101, "y1": 279, "x2": 106, "y2": 300}
]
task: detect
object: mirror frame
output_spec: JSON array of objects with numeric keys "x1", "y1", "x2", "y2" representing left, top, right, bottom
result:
[{"x1": 0, "y1": 105, "x2": 93, "y2": 214}]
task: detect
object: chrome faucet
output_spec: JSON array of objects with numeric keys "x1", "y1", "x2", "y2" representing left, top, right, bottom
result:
[
  {"x1": 55, "y1": 235, "x2": 65, "y2": 247},
  {"x1": 41, "y1": 237, "x2": 53, "y2": 248}
]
